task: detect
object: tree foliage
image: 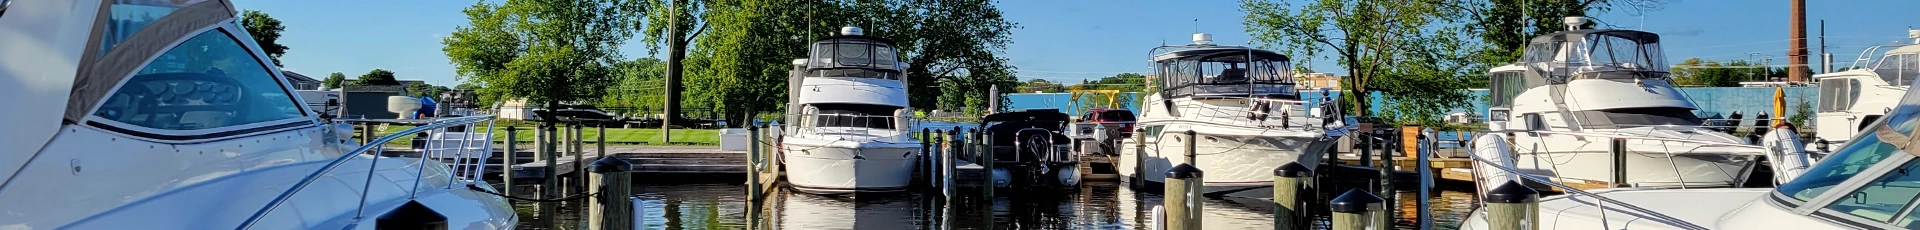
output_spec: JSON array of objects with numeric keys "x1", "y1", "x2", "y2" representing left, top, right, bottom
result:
[
  {"x1": 443, "y1": 0, "x2": 643, "y2": 109},
  {"x1": 1471, "y1": 0, "x2": 1669, "y2": 70},
  {"x1": 322, "y1": 72, "x2": 346, "y2": 88},
  {"x1": 1671, "y1": 58, "x2": 1786, "y2": 87},
  {"x1": 239, "y1": 10, "x2": 289, "y2": 67},
  {"x1": 1242, "y1": 0, "x2": 1476, "y2": 124},
  {"x1": 355, "y1": 69, "x2": 397, "y2": 85}
]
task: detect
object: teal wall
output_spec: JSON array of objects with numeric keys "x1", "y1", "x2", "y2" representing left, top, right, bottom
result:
[{"x1": 1005, "y1": 86, "x2": 1820, "y2": 123}]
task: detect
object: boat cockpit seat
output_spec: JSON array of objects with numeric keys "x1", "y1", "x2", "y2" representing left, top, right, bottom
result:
[
  {"x1": 1216, "y1": 68, "x2": 1249, "y2": 83},
  {"x1": 179, "y1": 111, "x2": 231, "y2": 129}
]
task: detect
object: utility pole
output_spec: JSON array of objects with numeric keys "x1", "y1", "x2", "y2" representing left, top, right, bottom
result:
[
  {"x1": 1821, "y1": 20, "x2": 1830, "y2": 73},
  {"x1": 1788, "y1": 0, "x2": 1809, "y2": 82}
]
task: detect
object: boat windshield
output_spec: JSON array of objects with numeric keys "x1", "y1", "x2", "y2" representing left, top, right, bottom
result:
[
  {"x1": 1871, "y1": 49, "x2": 1919, "y2": 86},
  {"x1": 1487, "y1": 69, "x2": 1527, "y2": 108},
  {"x1": 1523, "y1": 31, "x2": 1671, "y2": 83},
  {"x1": 1155, "y1": 49, "x2": 1295, "y2": 98},
  {"x1": 1775, "y1": 82, "x2": 1920, "y2": 227},
  {"x1": 805, "y1": 39, "x2": 901, "y2": 80},
  {"x1": 1570, "y1": 107, "x2": 1703, "y2": 128},
  {"x1": 101, "y1": 0, "x2": 212, "y2": 56},
  {"x1": 802, "y1": 103, "x2": 899, "y2": 130}
]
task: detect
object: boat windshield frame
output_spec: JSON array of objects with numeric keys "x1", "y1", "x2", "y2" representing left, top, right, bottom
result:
[
  {"x1": 1522, "y1": 29, "x2": 1672, "y2": 85},
  {"x1": 804, "y1": 37, "x2": 902, "y2": 80},
  {"x1": 1148, "y1": 45, "x2": 1298, "y2": 99},
  {"x1": 1868, "y1": 46, "x2": 1920, "y2": 86}
]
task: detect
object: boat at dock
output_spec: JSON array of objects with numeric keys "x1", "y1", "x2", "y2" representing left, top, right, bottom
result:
[
  {"x1": 779, "y1": 26, "x2": 922, "y2": 195},
  {"x1": 1118, "y1": 32, "x2": 1349, "y2": 198},
  {"x1": 0, "y1": 0, "x2": 515, "y2": 228},
  {"x1": 1477, "y1": 17, "x2": 1764, "y2": 189},
  {"x1": 1811, "y1": 29, "x2": 1920, "y2": 149}
]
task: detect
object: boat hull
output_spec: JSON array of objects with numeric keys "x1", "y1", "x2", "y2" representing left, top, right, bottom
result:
[
  {"x1": 1482, "y1": 150, "x2": 1759, "y2": 188},
  {"x1": 1118, "y1": 130, "x2": 1338, "y2": 198},
  {"x1": 781, "y1": 139, "x2": 920, "y2": 195}
]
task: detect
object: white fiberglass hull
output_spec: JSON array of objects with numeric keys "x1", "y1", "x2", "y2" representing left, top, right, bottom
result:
[
  {"x1": 1495, "y1": 130, "x2": 1762, "y2": 188},
  {"x1": 781, "y1": 137, "x2": 920, "y2": 195},
  {"x1": 1119, "y1": 128, "x2": 1337, "y2": 196}
]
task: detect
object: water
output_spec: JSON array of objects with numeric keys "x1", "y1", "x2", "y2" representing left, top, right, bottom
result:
[{"x1": 508, "y1": 181, "x2": 1481, "y2": 229}]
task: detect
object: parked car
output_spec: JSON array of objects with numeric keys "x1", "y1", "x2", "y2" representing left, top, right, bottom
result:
[{"x1": 1077, "y1": 109, "x2": 1136, "y2": 134}]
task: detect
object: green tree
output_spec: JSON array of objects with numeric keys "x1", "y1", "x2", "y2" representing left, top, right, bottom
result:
[
  {"x1": 322, "y1": 72, "x2": 346, "y2": 88},
  {"x1": 601, "y1": 57, "x2": 666, "y2": 111},
  {"x1": 354, "y1": 69, "x2": 397, "y2": 85},
  {"x1": 443, "y1": 0, "x2": 642, "y2": 111},
  {"x1": 1019, "y1": 79, "x2": 1065, "y2": 93},
  {"x1": 1470, "y1": 0, "x2": 1669, "y2": 79},
  {"x1": 239, "y1": 10, "x2": 289, "y2": 67},
  {"x1": 1242, "y1": 0, "x2": 1476, "y2": 122},
  {"x1": 637, "y1": 0, "x2": 710, "y2": 126}
]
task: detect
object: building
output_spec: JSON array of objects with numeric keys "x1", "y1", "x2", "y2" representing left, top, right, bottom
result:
[
  {"x1": 281, "y1": 70, "x2": 322, "y2": 90},
  {"x1": 339, "y1": 84, "x2": 410, "y2": 119},
  {"x1": 1295, "y1": 72, "x2": 1342, "y2": 90}
]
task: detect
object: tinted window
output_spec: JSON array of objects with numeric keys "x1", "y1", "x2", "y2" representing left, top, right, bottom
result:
[
  {"x1": 1778, "y1": 126, "x2": 1902, "y2": 201},
  {"x1": 1098, "y1": 110, "x2": 1136, "y2": 121},
  {"x1": 1827, "y1": 159, "x2": 1920, "y2": 223},
  {"x1": 1575, "y1": 107, "x2": 1702, "y2": 128},
  {"x1": 92, "y1": 29, "x2": 304, "y2": 130},
  {"x1": 807, "y1": 104, "x2": 897, "y2": 129},
  {"x1": 101, "y1": 0, "x2": 207, "y2": 56}
]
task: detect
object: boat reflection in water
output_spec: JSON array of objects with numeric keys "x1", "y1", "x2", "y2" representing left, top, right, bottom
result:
[{"x1": 613, "y1": 182, "x2": 1285, "y2": 229}]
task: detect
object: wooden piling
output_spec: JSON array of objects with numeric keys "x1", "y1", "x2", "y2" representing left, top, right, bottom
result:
[
  {"x1": 573, "y1": 124, "x2": 587, "y2": 193},
  {"x1": 748, "y1": 124, "x2": 764, "y2": 200},
  {"x1": 1131, "y1": 125, "x2": 1147, "y2": 189},
  {"x1": 1164, "y1": 163, "x2": 1203, "y2": 230},
  {"x1": 1610, "y1": 138, "x2": 1627, "y2": 188},
  {"x1": 503, "y1": 126, "x2": 517, "y2": 197},
  {"x1": 589, "y1": 156, "x2": 634, "y2": 230},
  {"x1": 1485, "y1": 181, "x2": 1540, "y2": 230},
  {"x1": 539, "y1": 123, "x2": 559, "y2": 230},
  {"x1": 1182, "y1": 130, "x2": 1197, "y2": 166},
  {"x1": 980, "y1": 129, "x2": 995, "y2": 229},
  {"x1": 922, "y1": 128, "x2": 933, "y2": 188},
  {"x1": 1329, "y1": 189, "x2": 1383, "y2": 230},
  {"x1": 1273, "y1": 162, "x2": 1311, "y2": 230}
]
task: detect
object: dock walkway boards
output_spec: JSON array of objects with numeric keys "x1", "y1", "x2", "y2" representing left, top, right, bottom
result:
[{"x1": 496, "y1": 146, "x2": 748, "y2": 179}]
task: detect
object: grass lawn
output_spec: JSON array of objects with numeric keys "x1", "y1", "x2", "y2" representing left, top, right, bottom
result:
[{"x1": 367, "y1": 125, "x2": 722, "y2": 146}]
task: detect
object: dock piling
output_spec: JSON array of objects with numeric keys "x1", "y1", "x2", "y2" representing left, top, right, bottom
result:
[
  {"x1": 922, "y1": 128, "x2": 932, "y2": 188},
  {"x1": 1329, "y1": 189, "x2": 1384, "y2": 230},
  {"x1": 588, "y1": 156, "x2": 634, "y2": 230},
  {"x1": 503, "y1": 126, "x2": 517, "y2": 197},
  {"x1": 1485, "y1": 181, "x2": 1540, "y2": 230},
  {"x1": 539, "y1": 123, "x2": 559, "y2": 230},
  {"x1": 1164, "y1": 163, "x2": 1203, "y2": 230},
  {"x1": 572, "y1": 124, "x2": 586, "y2": 193},
  {"x1": 1273, "y1": 162, "x2": 1311, "y2": 230},
  {"x1": 1182, "y1": 130, "x2": 1197, "y2": 166},
  {"x1": 748, "y1": 124, "x2": 764, "y2": 200},
  {"x1": 1610, "y1": 137, "x2": 1627, "y2": 188},
  {"x1": 980, "y1": 129, "x2": 995, "y2": 229}
]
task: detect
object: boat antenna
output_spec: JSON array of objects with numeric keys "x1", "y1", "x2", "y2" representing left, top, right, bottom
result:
[{"x1": 1193, "y1": 19, "x2": 1199, "y2": 34}]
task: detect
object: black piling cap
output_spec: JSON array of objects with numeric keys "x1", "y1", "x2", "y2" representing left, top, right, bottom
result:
[
  {"x1": 1329, "y1": 188, "x2": 1384, "y2": 213},
  {"x1": 1273, "y1": 162, "x2": 1312, "y2": 177},
  {"x1": 588, "y1": 156, "x2": 633, "y2": 173},
  {"x1": 1165, "y1": 163, "x2": 1203, "y2": 179},
  {"x1": 1485, "y1": 181, "x2": 1540, "y2": 204},
  {"x1": 1184, "y1": 130, "x2": 1197, "y2": 136}
]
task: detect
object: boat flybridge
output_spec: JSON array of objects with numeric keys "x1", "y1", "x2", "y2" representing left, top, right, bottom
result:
[
  {"x1": 1118, "y1": 32, "x2": 1350, "y2": 198},
  {"x1": 1812, "y1": 29, "x2": 1920, "y2": 149},
  {"x1": 779, "y1": 26, "x2": 921, "y2": 195},
  {"x1": 1457, "y1": 71, "x2": 1920, "y2": 230},
  {"x1": 1476, "y1": 17, "x2": 1766, "y2": 190},
  {"x1": 0, "y1": 0, "x2": 516, "y2": 229}
]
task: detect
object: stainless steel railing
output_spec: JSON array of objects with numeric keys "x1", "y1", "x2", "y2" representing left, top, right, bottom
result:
[
  {"x1": 236, "y1": 115, "x2": 498, "y2": 230},
  {"x1": 1467, "y1": 132, "x2": 1711, "y2": 230}
]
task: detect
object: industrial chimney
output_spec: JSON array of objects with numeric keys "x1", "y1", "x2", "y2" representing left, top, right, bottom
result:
[{"x1": 1788, "y1": 0, "x2": 1809, "y2": 83}]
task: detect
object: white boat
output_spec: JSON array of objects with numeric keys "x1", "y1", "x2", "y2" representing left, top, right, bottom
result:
[
  {"x1": 779, "y1": 27, "x2": 921, "y2": 195},
  {"x1": 0, "y1": 0, "x2": 516, "y2": 229},
  {"x1": 1456, "y1": 69, "x2": 1920, "y2": 230},
  {"x1": 1478, "y1": 18, "x2": 1763, "y2": 189},
  {"x1": 1811, "y1": 29, "x2": 1920, "y2": 149},
  {"x1": 1118, "y1": 32, "x2": 1348, "y2": 197}
]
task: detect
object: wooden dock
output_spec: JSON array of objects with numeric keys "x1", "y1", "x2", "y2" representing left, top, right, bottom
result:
[{"x1": 509, "y1": 146, "x2": 748, "y2": 180}]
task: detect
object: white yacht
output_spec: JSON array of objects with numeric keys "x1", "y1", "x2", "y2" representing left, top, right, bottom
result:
[
  {"x1": 1477, "y1": 18, "x2": 1763, "y2": 189},
  {"x1": 1459, "y1": 73, "x2": 1920, "y2": 230},
  {"x1": 0, "y1": 0, "x2": 516, "y2": 229},
  {"x1": 1812, "y1": 29, "x2": 1920, "y2": 147},
  {"x1": 1118, "y1": 32, "x2": 1347, "y2": 197},
  {"x1": 780, "y1": 27, "x2": 921, "y2": 195}
]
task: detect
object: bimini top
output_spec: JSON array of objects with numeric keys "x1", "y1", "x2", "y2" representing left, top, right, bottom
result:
[
  {"x1": 1771, "y1": 84, "x2": 1920, "y2": 229},
  {"x1": 1148, "y1": 38, "x2": 1297, "y2": 99},
  {"x1": 1521, "y1": 29, "x2": 1672, "y2": 85},
  {"x1": 802, "y1": 27, "x2": 906, "y2": 80}
]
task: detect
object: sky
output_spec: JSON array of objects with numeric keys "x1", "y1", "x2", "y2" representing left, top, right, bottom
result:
[{"x1": 232, "y1": 0, "x2": 1920, "y2": 87}]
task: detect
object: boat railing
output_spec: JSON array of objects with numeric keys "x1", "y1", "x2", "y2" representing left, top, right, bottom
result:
[
  {"x1": 782, "y1": 113, "x2": 919, "y2": 142},
  {"x1": 236, "y1": 115, "x2": 499, "y2": 230},
  {"x1": 1467, "y1": 132, "x2": 1712, "y2": 230},
  {"x1": 1156, "y1": 96, "x2": 1343, "y2": 132}
]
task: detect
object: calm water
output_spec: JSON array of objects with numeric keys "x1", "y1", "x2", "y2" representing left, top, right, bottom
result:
[{"x1": 508, "y1": 181, "x2": 1480, "y2": 230}]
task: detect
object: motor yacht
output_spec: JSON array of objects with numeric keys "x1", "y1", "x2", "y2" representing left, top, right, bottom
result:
[
  {"x1": 1812, "y1": 29, "x2": 1920, "y2": 149},
  {"x1": 0, "y1": 0, "x2": 515, "y2": 229},
  {"x1": 1477, "y1": 18, "x2": 1763, "y2": 189},
  {"x1": 1117, "y1": 32, "x2": 1348, "y2": 198},
  {"x1": 780, "y1": 27, "x2": 921, "y2": 195}
]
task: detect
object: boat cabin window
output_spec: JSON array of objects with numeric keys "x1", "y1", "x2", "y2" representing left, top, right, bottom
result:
[
  {"x1": 1570, "y1": 107, "x2": 1702, "y2": 128},
  {"x1": 1156, "y1": 50, "x2": 1295, "y2": 98},
  {"x1": 1826, "y1": 159, "x2": 1920, "y2": 225},
  {"x1": 1523, "y1": 32, "x2": 1670, "y2": 83},
  {"x1": 1821, "y1": 78, "x2": 1862, "y2": 112},
  {"x1": 1487, "y1": 70, "x2": 1527, "y2": 108},
  {"x1": 806, "y1": 40, "x2": 900, "y2": 80},
  {"x1": 1875, "y1": 53, "x2": 1918, "y2": 86},
  {"x1": 90, "y1": 29, "x2": 305, "y2": 131},
  {"x1": 803, "y1": 103, "x2": 898, "y2": 130}
]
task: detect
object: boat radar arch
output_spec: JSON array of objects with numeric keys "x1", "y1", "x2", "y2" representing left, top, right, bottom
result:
[
  {"x1": 842, "y1": 26, "x2": 863, "y2": 36},
  {"x1": 1192, "y1": 33, "x2": 1213, "y2": 46},
  {"x1": 1562, "y1": 16, "x2": 1588, "y2": 30},
  {"x1": 792, "y1": 59, "x2": 807, "y2": 67}
]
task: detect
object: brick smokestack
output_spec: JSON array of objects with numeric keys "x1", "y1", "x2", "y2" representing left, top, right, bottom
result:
[{"x1": 1788, "y1": 0, "x2": 1809, "y2": 82}]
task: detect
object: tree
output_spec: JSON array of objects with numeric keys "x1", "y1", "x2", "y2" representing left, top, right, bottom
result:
[
  {"x1": 637, "y1": 0, "x2": 710, "y2": 127},
  {"x1": 322, "y1": 72, "x2": 346, "y2": 88},
  {"x1": 1019, "y1": 79, "x2": 1066, "y2": 93},
  {"x1": 355, "y1": 69, "x2": 398, "y2": 85},
  {"x1": 600, "y1": 57, "x2": 666, "y2": 110},
  {"x1": 1242, "y1": 0, "x2": 1476, "y2": 121},
  {"x1": 443, "y1": 0, "x2": 642, "y2": 111},
  {"x1": 239, "y1": 10, "x2": 289, "y2": 67},
  {"x1": 1470, "y1": 0, "x2": 1669, "y2": 78}
]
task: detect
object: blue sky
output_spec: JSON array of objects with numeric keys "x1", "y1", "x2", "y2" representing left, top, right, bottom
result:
[{"x1": 233, "y1": 0, "x2": 1919, "y2": 86}]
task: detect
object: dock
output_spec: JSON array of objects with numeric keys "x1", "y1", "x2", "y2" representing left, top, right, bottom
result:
[{"x1": 383, "y1": 145, "x2": 748, "y2": 181}]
